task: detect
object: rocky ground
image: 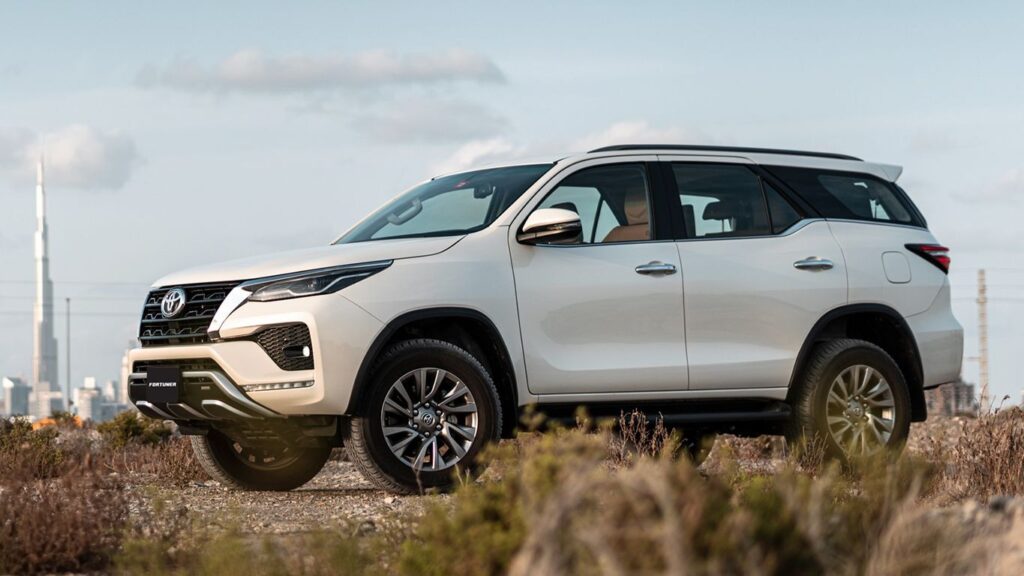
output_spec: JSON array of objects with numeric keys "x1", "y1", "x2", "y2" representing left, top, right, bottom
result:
[{"x1": 126, "y1": 451, "x2": 442, "y2": 534}]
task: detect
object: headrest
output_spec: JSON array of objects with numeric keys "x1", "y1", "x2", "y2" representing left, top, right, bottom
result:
[
  {"x1": 551, "y1": 202, "x2": 579, "y2": 214},
  {"x1": 702, "y1": 201, "x2": 734, "y2": 221},
  {"x1": 623, "y1": 188, "x2": 648, "y2": 225}
]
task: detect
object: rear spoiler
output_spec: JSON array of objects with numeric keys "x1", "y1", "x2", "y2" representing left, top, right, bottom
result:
[{"x1": 877, "y1": 163, "x2": 903, "y2": 182}]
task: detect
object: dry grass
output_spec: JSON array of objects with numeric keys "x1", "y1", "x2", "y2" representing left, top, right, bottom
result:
[
  {"x1": 0, "y1": 415, "x2": 208, "y2": 574},
  {"x1": 932, "y1": 408, "x2": 1024, "y2": 502},
  {"x1": 0, "y1": 469, "x2": 128, "y2": 574},
  {"x1": 102, "y1": 436, "x2": 207, "y2": 487},
  {"x1": 5, "y1": 408, "x2": 1024, "y2": 575}
]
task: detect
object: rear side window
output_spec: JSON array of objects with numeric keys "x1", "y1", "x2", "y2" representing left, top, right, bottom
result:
[
  {"x1": 767, "y1": 166, "x2": 921, "y2": 226},
  {"x1": 672, "y1": 164, "x2": 770, "y2": 238}
]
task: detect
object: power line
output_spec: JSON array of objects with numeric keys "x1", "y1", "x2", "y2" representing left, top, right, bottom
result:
[
  {"x1": 0, "y1": 295, "x2": 143, "y2": 301},
  {"x1": 0, "y1": 311, "x2": 138, "y2": 317},
  {"x1": 0, "y1": 280, "x2": 150, "y2": 286}
]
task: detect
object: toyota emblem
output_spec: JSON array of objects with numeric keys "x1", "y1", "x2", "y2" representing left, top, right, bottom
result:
[{"x1": 160, "y1": 288, "x2": 187, "y2": 318}]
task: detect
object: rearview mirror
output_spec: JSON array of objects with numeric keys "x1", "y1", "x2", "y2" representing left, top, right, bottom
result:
[{"x1": 517, "y1": 208, "x2": 582, "y2": 245}]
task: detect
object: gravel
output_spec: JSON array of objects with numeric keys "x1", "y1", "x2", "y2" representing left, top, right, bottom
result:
[{"x1": 127, "y1": 458, "x2": 441, "y2": 535}]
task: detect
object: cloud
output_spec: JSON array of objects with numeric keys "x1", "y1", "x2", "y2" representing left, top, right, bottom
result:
[
  {"x1": 0, "y1": 125, "x2": 139, "y2": 190},
  {"x1": 432, "y1": 120, "x2": 714, "y2": 175},
  {"x1": 570, "y1": 121, "x2": 713, "y2": 152},
  {"x1": 352, "y1": 99, "x2": 506, "y2": 144},
  {"x1": 140, "y1": 49, "x2": 505, "y2": 94},
  {"x1": 431, "y1": 138, "x2": 530, "y2": 175}
]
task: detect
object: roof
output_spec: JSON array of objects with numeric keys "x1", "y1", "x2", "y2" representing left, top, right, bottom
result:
[{"x1": 588, "y1": 144, "x2": 862, "y2": 162}]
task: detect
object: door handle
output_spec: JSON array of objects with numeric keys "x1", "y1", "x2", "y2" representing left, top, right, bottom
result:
[
  {"x1": 793, "y1": 257, "x2": 834, "y2": 271},
  {"x1": 635, "y1": 261, "x2": 677, "y2": 275}
]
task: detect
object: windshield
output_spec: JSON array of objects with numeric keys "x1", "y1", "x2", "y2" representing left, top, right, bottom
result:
[{"x1": 337, "y1": 164, "x2": 552, "y2": 243}]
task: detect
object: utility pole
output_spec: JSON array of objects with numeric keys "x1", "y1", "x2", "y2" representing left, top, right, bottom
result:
[
  {"x1": 66, "y1": 297, "x2": 71, "y2": 412},
  {"x1": 977, "y1": 269, "x2": 990, "y2": 413}
]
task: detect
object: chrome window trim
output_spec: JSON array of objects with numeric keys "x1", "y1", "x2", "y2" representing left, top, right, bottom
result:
[{"x1": 672, "y1": 218, "x2": 822, "y2": 243}]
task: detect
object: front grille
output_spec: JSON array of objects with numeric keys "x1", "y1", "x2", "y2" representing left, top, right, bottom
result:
[
  {"x1": 138, "y1": 282, "x2": 240, "y2": 347},
  {"x1": 251, "y1": 324, "x2": 314, "y2": 371}
]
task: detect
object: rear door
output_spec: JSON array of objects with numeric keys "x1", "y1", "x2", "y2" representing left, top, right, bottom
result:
[
  {"x1": 661, "y1": 158, "x2": 848, "y2": 391},
  {"x1": 509, "y1": 159, "x2": 688, "y2": 395}
]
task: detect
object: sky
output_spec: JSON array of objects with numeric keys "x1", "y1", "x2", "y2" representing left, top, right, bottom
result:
[{"x1": 0, "y1": 1, "x2": 1022, "y2": 405}]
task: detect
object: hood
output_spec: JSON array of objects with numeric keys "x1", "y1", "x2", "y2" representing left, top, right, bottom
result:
[{"x1": 152, "y1": 236, "x2": 462, "y2": 287}]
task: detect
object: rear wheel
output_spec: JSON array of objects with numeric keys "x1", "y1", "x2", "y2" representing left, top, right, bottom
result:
[
  {"x1": 191, "y1": 429, "x2": 331, "y2": 491},
  {"x1": 344, "y1": 338, "x2": 502, "y2": 494},
  {"x1": 788, "y1": 339, "x2": 911, "y2": 460}
]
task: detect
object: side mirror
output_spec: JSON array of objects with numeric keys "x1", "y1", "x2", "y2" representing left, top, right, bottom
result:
[{"x1": 517, "y1": 208, "x2": 583, "y2": 245}]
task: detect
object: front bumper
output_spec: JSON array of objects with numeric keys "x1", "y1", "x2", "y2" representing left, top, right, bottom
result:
[{"x1": 128, "y1": 293, "x2": 383, "y2": 417}]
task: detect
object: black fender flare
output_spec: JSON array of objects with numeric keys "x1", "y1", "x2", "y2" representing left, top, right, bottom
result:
[
  {"x1": 787, "y1": 303, "x2": 926, "y2": 421},
  {"x1": 348, "y1": 307, "x2": 518, "y2": 417}
]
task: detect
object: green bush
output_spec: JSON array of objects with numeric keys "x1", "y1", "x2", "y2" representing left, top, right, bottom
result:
[
  {"x1": 97, "y1": 410, "x2": 172, "y2": 448},
  {"x1": 0, "y1": 418, "x2": 74, "y2": 481}
]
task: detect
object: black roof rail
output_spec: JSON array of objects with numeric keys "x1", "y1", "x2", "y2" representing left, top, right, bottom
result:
[{"x1": 588, "y1": 144, "x2": 862, "y2": 162}]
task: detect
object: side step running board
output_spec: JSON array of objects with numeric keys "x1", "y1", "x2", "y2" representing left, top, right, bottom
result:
[{"x1": 533, "y1": 401, "x2": 792, "y2": 431}]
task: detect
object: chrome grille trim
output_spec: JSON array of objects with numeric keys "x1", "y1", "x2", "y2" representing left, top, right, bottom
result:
[{"x1": 139, "y1": 281, "x2": 241, "y2": 347}]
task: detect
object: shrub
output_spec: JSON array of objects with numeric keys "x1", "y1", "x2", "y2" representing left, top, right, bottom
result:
[
  {"x1": 0, "y1": 418, "x2": 79, "y2": 481},
  {"x1": 104, "y1": 436, "x2": 207, "y2": 486},
  {"x1": 97, "y1": 410, "x2": 173, "y2": 448},
  {"x1": 935, "y1": 408, "x2": 1024, "y2": 501},
  {"x1": 0, "y1": 471, "x2": 128, "y2": 574}
]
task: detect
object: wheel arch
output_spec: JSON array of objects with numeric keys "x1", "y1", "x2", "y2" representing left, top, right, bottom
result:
[
  {"x1": 787, "y1": 304, "x2": 927, "y2": 422},
  {"x1": 350, "y1": 307, "x2": 519, "y2": 437}
]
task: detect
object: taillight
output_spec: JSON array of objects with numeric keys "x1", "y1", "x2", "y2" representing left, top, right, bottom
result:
[{"x1": 906, "y1": 244, "x2": 950, "y2": 274}]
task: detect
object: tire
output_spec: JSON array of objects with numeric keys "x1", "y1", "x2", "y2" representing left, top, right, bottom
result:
[
  {"x1": 344, "y1": 338, "x2": 502, "y2": 494},
  {"x1": 191, "y1": 429, "x2": 331, "y2": 491},
  {"x1": 787, "y1": 338, "x2": 911, "y2": 461}
]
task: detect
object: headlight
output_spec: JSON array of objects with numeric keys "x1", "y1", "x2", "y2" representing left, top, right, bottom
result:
[{"x1": 245, "y1": 261, "x2": 391, "y2": 303}]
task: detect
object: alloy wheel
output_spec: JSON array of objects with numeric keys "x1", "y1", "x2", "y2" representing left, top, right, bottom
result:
[
  {"x1": 825, "y1": 364, "x2": 896, "y2": 456},
  {"x1": 380, "y1": 367, "x2": 479, "y2": 471}
]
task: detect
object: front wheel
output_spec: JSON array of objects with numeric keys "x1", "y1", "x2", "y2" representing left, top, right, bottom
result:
[
  {"x1": 788, "y1": 339, "x2": 911, "y2": 460},
  {"x1": 191, "y1": 430, "x2": 331, "y2": 491},
  {"x1": 344, "y1": 339, "x2": 502, "y2": 494}
]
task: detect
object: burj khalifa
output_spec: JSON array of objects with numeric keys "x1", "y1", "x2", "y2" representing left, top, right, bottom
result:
[{"x1": 32, "y1": 158, "x2": 61, "y2": 417}]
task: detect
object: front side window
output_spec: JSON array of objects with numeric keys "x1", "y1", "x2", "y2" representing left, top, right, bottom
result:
[
  {"x1": 766, "y1": 166, "x2": 918, "y2": 226},
  {"x1": 338, "y1": 164, "x2": 552, "y2": 243},
  {"x1": 536, "y1": 163, "x2": 652, "y2": 244},
  {"x1": 672, "y1": 164, "x2": 770, "y2": 238}
]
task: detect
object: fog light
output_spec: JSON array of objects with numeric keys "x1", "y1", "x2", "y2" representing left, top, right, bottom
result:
[{"x1": 242, "y1": 380, "x2": 314, "y2": 393}]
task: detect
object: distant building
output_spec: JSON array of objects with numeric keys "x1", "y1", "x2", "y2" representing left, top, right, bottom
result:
[
  {"x1": 119, "y1": 350, "x2": 131, "y2": 407},
  {"x1": 32, "y1": 159, "x2": 61, "y2": 417},
  {"x1": 103, "y1": 379, "x2": 118, "y2": 403},
  {"x1": 75, "y1": 386, "x2": 103, "y2": 422},
  {"x1": 2, "y1": 377, "x2": 31, "y2": 416},
  {"x1": 925, "y1": 378, "x2": 977, "y2": 417},
  {"x1": 35, "y1": 390, "x2": 64, "y2": 418}
]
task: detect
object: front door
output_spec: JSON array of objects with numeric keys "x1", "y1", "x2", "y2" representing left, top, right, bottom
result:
[{"x1": 510, "y1": 161, "x2": 688, "y2": 395}]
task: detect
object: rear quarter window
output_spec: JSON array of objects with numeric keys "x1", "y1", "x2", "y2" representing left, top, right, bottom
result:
[{"x1": 766, "y1": 166, "x2": 924, "y2": 227}]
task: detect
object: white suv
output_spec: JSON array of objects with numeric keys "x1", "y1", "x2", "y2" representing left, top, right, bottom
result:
[{"x1": 128, "y1": 145, "x2": 963, "y2": 492}]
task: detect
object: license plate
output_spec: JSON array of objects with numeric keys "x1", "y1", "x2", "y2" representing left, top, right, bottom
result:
[{"x1": 146, "y1": 365, "x2": 182, "y2": 403}]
